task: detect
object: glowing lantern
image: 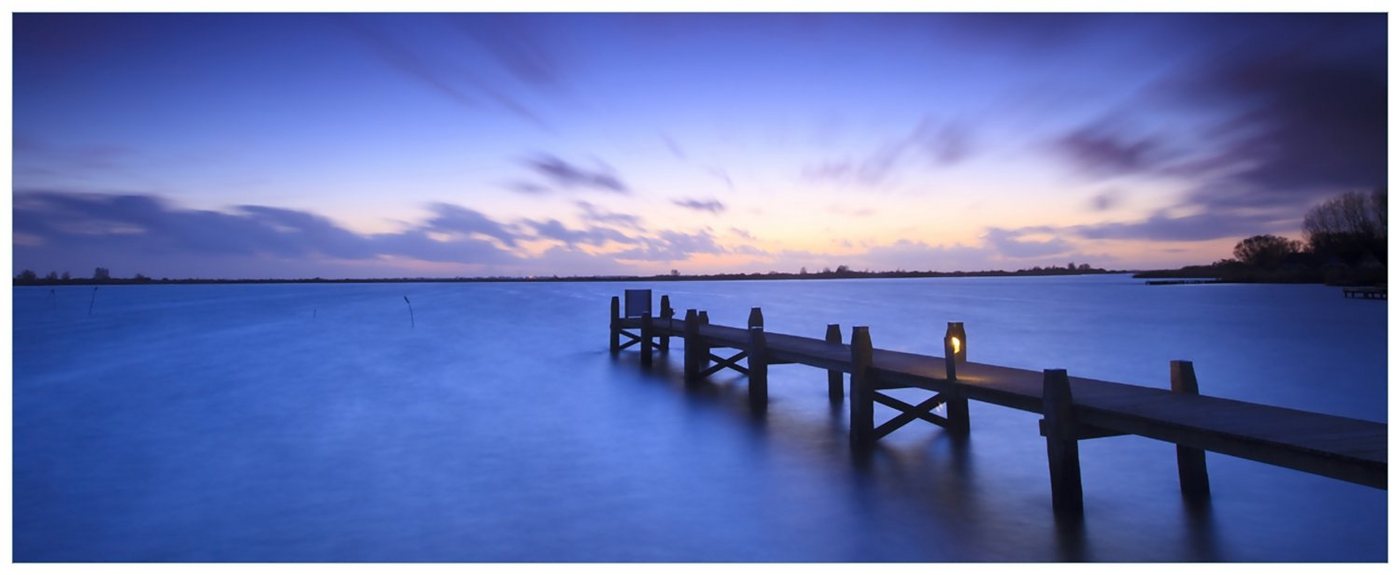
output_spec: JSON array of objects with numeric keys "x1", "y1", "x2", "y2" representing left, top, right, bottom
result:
[{"x1": 944, "y1": 322, "x2": 967, "y2": 365}]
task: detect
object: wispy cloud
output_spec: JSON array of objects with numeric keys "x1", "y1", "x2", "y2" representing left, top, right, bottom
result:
[
  {"x1": 661, "y1": 133, "x2": 687, "y2": 160},
  {"x1": 576, "y1": 201, "x2": 645, "y2": 230},
  {"x1": 339, "y1": 15, "x2": 549, "y2": 129},
  {"x1": 423, "y1": 203, "x2": 523, "y2": 247},
  {"x1": 14, "y1": 190, "x2": 745, "y2": 277},
  {"x1": 524, "y1": 218, "x2": 630, "y2": 246},
  {"x1": 449, "y1": 13, "x2": 565, "y2": 92},
  {"x1": 983, "y1": 228, "x2": 1074, "y2": 258},
  {"x1": 1087, "y1": 189, "x2": 1123, "y2": 212},
  {"x1": 672, "y1": 197, "x2": 725, "y2": 214},
  {"x1": 504, "y1": 181, "x2": 551, "y2": 196},
  {"x1": 613, "y1": 229, "x2": 728, "y2": 262},
  {"x1": 520, "y1": 154, "x2": 629, "y2": 194},
  {"x1": 1053, "y1": 123, "x2": 1175, "y2": 177},
  {"x1": 803, "y1": 117, "x2": 974, "y2": 187},
  {"x1": 1067, "y1": 210, "x2": 1296, "y2": 242}
]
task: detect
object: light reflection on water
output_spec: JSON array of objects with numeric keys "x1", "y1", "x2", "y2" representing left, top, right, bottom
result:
[{"x1": 11, "y1": 275, "x2": 1387, "y2": 561}]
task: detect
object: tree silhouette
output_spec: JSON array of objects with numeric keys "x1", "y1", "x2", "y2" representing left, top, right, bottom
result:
[
  {"x1": 1233, "y1": 234, "x2": 1301, "y2": 268},
  {"x1": 1303, "y1": 188, "x2": 1387, "y2": 265}
]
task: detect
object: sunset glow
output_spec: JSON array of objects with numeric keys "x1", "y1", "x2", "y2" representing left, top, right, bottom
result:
[{"x1": 12, "y1": 12, "x2": 1386, "y2": 279}]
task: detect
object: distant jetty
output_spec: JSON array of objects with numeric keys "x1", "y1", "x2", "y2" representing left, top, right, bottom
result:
[
  {"x1": 1342, "y1": 286, "x2": 1386, "y2": 300},
  {"x1": 1144, "y1": 279, "x2": 1224, "y2": 286}
]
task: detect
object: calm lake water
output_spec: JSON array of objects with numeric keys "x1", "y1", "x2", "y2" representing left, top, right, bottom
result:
[{"x1": 11, "y1": 275, "x2": 1388, "y2": 561}]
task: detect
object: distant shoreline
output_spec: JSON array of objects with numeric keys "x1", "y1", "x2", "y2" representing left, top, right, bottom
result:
[{"x1": 13, "y1": 268, "x2": 1128, "y2": 287}]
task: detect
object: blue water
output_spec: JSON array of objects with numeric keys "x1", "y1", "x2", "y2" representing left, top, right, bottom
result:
[{"x1": 11, "y1": 275, "x2": 1388, "y2": 561}]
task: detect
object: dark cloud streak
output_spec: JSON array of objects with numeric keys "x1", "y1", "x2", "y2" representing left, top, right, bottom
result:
[
  {"x1": 672, "y1": 198, "x2": 726, "y2": 213},
  {"x1": 804, "y1": 117, "x2": 975, "y2": 187},
  {"x1": 520, "y1": 154, "x2": 629, "y2": 194}
]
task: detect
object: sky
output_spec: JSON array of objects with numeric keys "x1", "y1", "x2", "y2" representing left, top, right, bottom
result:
[{"x1": 10, "y1": 12, "x2": 1388, "y2": 279}]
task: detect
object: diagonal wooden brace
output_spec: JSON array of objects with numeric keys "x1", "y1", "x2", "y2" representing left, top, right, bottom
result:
[
  {"x1": 700, "y1": 351, "x2": 750, "y2": 377},
  {"x1": 873, "y1": 392, "x2": 950, "y2": 439}
]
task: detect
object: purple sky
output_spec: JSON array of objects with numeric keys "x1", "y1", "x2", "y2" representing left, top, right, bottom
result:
[{"x1": 12, "y1": 13, "x2": 1387, "y2": 278}]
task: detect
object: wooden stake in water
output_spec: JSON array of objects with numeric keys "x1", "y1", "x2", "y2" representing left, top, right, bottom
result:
[
  {"x1": 404, "y1": 296, "x2": 415, "y2": 328},
  {"x1": 88, "y1": 287, "x2": 98, "y2": 316}
]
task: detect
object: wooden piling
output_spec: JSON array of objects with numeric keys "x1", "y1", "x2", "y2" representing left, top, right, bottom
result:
[
  {"x1": 604, "y1": 293, "x2": 1389, "y2": 515},
  {"x1": 748, "y1": 307, "x2": 764, "y2": 329},
  {"x1": 683, "y1": 309, "x2": 701, "y2": 382},
  {"x1": 944, "y1": 322, "x2": 970, "y2": 435},
  {"x1": 1172, "y1": 360, "x2": 1211, "y2": 503},
  {"x1": 850, "y1": 326, "x2": 876, "y2": 447},
  {"x1": 659, "y1": 295, "x2": 673, "y2": 352},
  {"x1": 609, "y1": 296, "x2": 621, "y2": 355},
  {"x1": 698, "y1": 311, "x2": 711, "y2": 369},
  {"x1": 1042, "y1": 369, "x2": 1084, "y2": 517},
  {"x1": 749, "y1": 326, "x2": 768, "y2": 409},
  {"x1": 825, "y1": 324, "x2": 843, "y2": 401},
  {"x1": 640, "y1": 312, "x2": 654, "y2": 366}
]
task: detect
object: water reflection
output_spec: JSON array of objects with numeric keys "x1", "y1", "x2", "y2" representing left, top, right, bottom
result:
[{"x1": 13, "y1": 277, "x2": 1384, "y2": 561}]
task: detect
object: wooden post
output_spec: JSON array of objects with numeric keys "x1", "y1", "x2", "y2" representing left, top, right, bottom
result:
[
  {"x1": 946, "y1": 321, "x2": 967, "y2": 364},
  {"x1": 609, "y1": 296, "x2": 621, "y2": 355},
  {"x1": 659, "y1": 295, "x2": 673, "y2": 352},
  {"x1": 747, "y1": 307, "x2": 764, "y2": 329},
  {"x1": 640, "y1": 312, "x2": 653, "y2": 366},
  {"x1": 1172, "y1": 360, "x2": 1211, "y2": 503},
  {"x1": 943, "y1": 322, "x2": 970, "y2": 435},
  {"x1": 683, "y1": 309, "x2": 700, "y2": 382},
  {"x1": 749, "y1": 326, "x2": 768, "y2": 409},
  {"x1": 698, "y1": 311, "x2": 711, "y2": 370},
  {"x1": 849, "y1": 326, "x2": 875, "y2": 447},
  {"x1": 825, "y1": 324, "x2": 843, "y2": 401},
  {"x1": 1042, "y1": 369, "x2": 1084, "y2": 517}
]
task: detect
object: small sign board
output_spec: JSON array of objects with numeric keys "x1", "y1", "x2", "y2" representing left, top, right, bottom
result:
[{"x1": 624, "y1": 289, "x2": 652, "y2": 318}]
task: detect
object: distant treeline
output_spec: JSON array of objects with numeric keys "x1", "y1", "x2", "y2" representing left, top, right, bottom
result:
[
  {"x1": 14, "y1": 263, "x2": 1121, "y2": 287},
  {"x1": 1136, "y1": 188, "x2": 1386, "y2": 286}
]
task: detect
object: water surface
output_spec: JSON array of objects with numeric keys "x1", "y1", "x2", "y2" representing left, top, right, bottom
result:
[{"x1": 12, "y1": 275, "x2": 1387, "y2": 561}]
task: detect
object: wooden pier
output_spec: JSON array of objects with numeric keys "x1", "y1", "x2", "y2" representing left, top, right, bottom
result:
[
  {"x1": 1144, "y1": 279, "x2": 1222, "y2": 286},
  {"x1": 1343, "y1": 286, "x2": 1387, "y2": 300},
  {"x1": 609, "y1": 290, "x2": 1387, "y2": 518}
]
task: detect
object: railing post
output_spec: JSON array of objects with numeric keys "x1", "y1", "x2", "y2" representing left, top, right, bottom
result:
[
  {"x1": 1042, "y1": 369, "x2": 1084, "y2": 518},
  {"x1": 659, "y1": 295, "x2": 673, "y2": 352},
  {"x1": 747, "y1": 307, "x2": 764, "y2": 329},
  {"x1": 825, "y1": 324, "x2": 843, "y2": 402},
  {"x1": 683, "y1": 309, "x2": 700, "y2": 382},
  {"x1": 1172, "y1": 360, "x2": 1211, "y2": 504},
  {"x1": 749, "y1": 325, "x2": 768, "y2": 410},
  {"x1": 943, "y1": 322, "x2": 970, "y2": 435},
  {"x1": 698, "y1": 311, "x2": 711, "y2": 370},
  {"x1": 849, "y1": 326, "x2": 876, "y2": 447},
  {"x1": 609, "y1": 296, "x2": 621, "y2": 355},
  {"x1": 640, "y1": 312, "x2": 653, "y2": 367}
]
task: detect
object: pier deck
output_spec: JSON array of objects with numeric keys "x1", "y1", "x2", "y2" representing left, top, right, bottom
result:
[{"x1": 612, "y1": 292, "x2": 1385, "y2": 516}]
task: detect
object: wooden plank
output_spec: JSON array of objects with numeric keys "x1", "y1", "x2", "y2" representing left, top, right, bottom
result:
[{"x1": 610, "y1": 305, "x2": 1385, "y2": 489}]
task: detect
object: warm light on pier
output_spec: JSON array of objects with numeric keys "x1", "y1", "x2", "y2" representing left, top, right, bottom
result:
[{"x1": 944, "y1": 322, "x2": 967, "y2": 365}]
